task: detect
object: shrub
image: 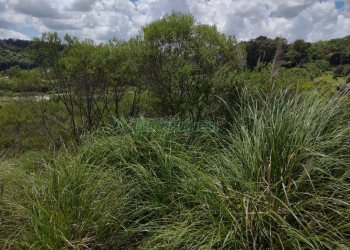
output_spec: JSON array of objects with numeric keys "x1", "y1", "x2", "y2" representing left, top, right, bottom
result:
[
  {"x1": 333, "y1": 64, "x2": 350, "y2": 80},
  {"x1": 333, "y1": 65, "x2": 344, "y2": 78},
  {"x1": 342, "y1": 64, "x2": 350, "y2": 78},
  {"x1": 303, "y1": 60, "x2": 331, "y2": 79}
]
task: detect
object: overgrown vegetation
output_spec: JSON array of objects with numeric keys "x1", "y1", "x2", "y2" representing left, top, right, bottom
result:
[
  {"x1": 2, "y1": 91, "x2": 350, "y2": 249},
  {"x1": 1, "y1": 12, "x2": 350, "y2": 249}
]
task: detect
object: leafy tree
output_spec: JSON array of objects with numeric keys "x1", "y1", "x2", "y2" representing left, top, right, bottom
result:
[
  {"x1": 244, "y1": 36, "x2": 287, "y2": 70},
  {"x1": 141, "y1": 12, "x2": 239, "y2": 121},
  {"x1": 106, "y1": 39, "x2": 144, "y2": 118},
  {"x1": 309, "y1": 35, "x2": 350, "y2": 65},
  {"x1": 285, "y1": 39, "x2": 311, "y2": 67},
  {"x1": 327, "y1": 52, "x2": 350, "y2": 66},
  {"x1": 59, "y1": 38, "x2": 113, "y2": 133},
  {"x1": 333, "y1": 64, "x2": 350, "y2": 79},
  {"x1": 32, "y1": 33, "x2": 119, "y2": 140}
]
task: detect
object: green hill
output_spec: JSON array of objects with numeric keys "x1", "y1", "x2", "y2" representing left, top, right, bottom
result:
[{"x1": 0, "y1": 39, "x2": 35, "y2": 71}]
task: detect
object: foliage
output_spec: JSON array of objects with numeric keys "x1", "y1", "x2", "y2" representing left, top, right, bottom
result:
[
  {"x1": 244, "y1": 36, "x2": 288, "y2": 70},
  {"x1": 0, "y1": 66, "x2": 50, "y2": 94},
  {"x1": 1, "y1": 13, "x2": 349, "y2": 157},
  {"x1": 0, "y1": 101, "x2": 44, "y2": 154},
  {"x1": 11, "y1": 68, "x2": 47, "y2": 92},
  {"x1": 309, "y1": 35, "x2": 350, "y2": 65},
  {"x1": 333, "y1": 64, "x2": 350, "y2": 79},
  {"x1": 0, "y1": 99, "x2": 69, "y2": 156},
  {"x1": 302, "y1": 60, "x2": 331, "y2": 80},
  {"x1": 32, "y1": 33, "x2": 119, "y2": 140},
  {"x1": 2, "y1": 13, "x2": 350, "y2": 249},
  {"x1": 243, "y1": 35, "x2": 350, "y2": 71},
  {"x1": 106, "y1": 38, "x2": 145, "y2": 118},
  {"x1": 2, "y1": 91, "x2": 350, "y2": 249},
  {"x1": 0, "y1": 39, "x2": 34, "y2": 71},
  {"x1": 243, "y1": 64, "x2": 314, "y2": 93},
  {"x1": 141, "y1": 12, "x2": 241, "y2": 120},
  {"x1": 284, "y1": 39, "x2": 311, "y2": 67}
]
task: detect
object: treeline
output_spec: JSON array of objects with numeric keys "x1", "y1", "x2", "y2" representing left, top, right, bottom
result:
[
  {"x1": 244, "y1": 35, "x2": 350, "y2": 69},
  {"x1": 1, "y1": 13, "x2": 350, "y2": 153},
  {"x1": 30, "y1": 13, "x2": 243, "y2": 141},
  {"x1": 26, "y1": 13, "x2": 350, "y2": 140},
  {"x1": 0, "y1": 39, "x2": 31, "y2": 49},
  {"x1": 2, "y1": 19, "x2": 350, "y2": 72}
]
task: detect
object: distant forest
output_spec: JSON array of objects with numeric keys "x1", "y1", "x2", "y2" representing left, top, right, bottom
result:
[
  {"x1": 0, "y1": 39, "x2": 34, "y2": 70},
  {"x1": 1, "y1": 34, "x2": 350, "y2": 72}
]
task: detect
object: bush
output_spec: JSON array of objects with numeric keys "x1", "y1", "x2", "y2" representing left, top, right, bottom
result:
[
  {"x1": 342, "y1": 64, "x2": 350, "y2": 78},
  {"x1": 303, "y1": 60, "x2": 331, "y2": 79},
  {"x1": 333, "y1": 64, "x2": 350, "y2": 79},
  {"x1": 6, "y1": 65, "x2": 22, "y2": 78},
  {"x1": 0, "y1": 78, "x2": 11, "y2": 91},
  {"x1": 0, "y1": 99, "x2": 69, "y2": 155}
]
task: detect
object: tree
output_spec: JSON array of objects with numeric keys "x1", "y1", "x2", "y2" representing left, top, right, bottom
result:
[
  {"x1": 285, "y1": 39, "x2": 311, "y2": 67},
  {"x1": 106, "y1": 39, "x2": 144, "y2": 118},
  {"x1": 58, "y1": 38, "x2": 112, "y2": 133},
  {"x1": 31, "y1": 33, "x2": 118, "y2": 140},
  {"x1": 141, "y1": 12, "x2": 239, "y2": 121},
  {"x1": 245, "y1": 36, "x2": 287, "y2": 70}
]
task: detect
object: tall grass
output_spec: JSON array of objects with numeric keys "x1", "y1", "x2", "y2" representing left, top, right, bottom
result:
[
  {"x1": 1, "y1": 91, "x2": 350, "y2": 249},
  {"x1": 0, "y1": 159, "x2": 26, "y2": 248}
]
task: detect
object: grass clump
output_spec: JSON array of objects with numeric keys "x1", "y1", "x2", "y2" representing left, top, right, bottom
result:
[
  {"x1": 1, "y1": 91, "x2": 350, "y2": 249},
  {"x1": 158, "y1": 92, "x2": 350, "y2": 249},
  {"x1": 1, "y1": 153, "x2": 137, "y2": 249}
]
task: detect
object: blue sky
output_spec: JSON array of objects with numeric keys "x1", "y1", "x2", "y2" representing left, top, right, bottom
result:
[{"x1": 0, "y1": 0, "x2": 349, "y2": 42}]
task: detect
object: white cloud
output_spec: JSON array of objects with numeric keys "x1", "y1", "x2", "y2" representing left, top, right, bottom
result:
[
  {"x1": 0, "y1": 0, "x2": 349, "y2": 42},
  {"x1": 0, "y1": 28, "x2": 30, "y2": 39}
]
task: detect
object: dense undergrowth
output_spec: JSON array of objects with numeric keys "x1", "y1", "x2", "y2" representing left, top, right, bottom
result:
[{"x1": 1, "y1": 91, "x2": 350, "y2": 249}]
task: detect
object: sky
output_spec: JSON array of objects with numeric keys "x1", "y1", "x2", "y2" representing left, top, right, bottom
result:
[{"x1": 0, "y1": 0, "x2": 349, "y2": 42}]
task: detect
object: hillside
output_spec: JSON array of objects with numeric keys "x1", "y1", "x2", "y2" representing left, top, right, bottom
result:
[{"x1": 0, "y1": 39, "x2": 35, "y2": 71}]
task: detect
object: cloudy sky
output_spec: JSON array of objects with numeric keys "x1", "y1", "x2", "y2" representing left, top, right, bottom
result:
[{"x1": 0, "y1": 0, "x2": 349, "y2": 42}]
